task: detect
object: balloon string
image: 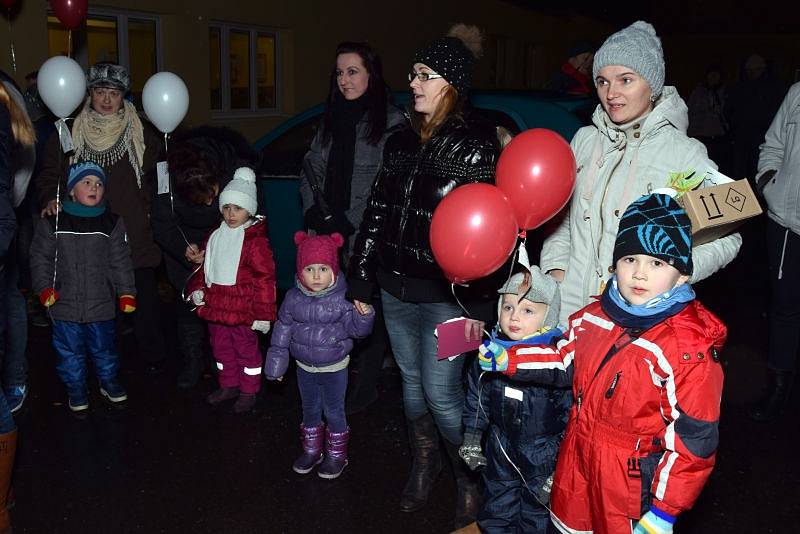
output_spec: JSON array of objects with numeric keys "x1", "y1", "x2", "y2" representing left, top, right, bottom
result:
[
  {"x1": 52, "y1": 122, "x2": 64, "y2": 296},
  {"x1": 163, "y1": 132, "x2": 192, "y2": 250},
  {"x1": 450, "y1": 283, "x2": 472, "y2": 319},
  {"x1": 7, "y1": 11, "x2": 16, "y2": 73},
  {"x1": 68, "y1": 30, "x2": 72, "y2": 58}
]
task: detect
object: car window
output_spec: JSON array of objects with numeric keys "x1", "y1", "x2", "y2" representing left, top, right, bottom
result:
[
  {"x1": 469, "y1": 108, "x2": 522, "y2": 136},
  {"x1": 259, "y1": 116, "x2": 321, "y2": 177}
]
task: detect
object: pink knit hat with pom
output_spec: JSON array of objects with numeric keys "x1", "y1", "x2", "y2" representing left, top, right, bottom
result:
[{"x1": 294, "y1": 231, "x2": 344, "y2": 281}]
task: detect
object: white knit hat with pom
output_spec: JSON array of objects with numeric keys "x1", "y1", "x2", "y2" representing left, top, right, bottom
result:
[{"x1": 219, "y1": 167, "x2": 257, "y2": 216}]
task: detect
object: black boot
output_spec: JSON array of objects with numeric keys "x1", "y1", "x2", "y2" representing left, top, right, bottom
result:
[
  {"x1": 346, "y1": 296, "x2": 389, "y2": 415},
  {"x1": 750, "y1": 370, "x2": 794, "y2": 422},
  {"x1": 399, "y1": 414, "x2": 442, "y2": 512},
  {"x1": 444, "y1": 440, "x2": 481, "y2": 530},
  {"x1": 176, "y1": 321, "x2": 206, "y2": 389},
  {"x1": 176, "y1": 356, "x2": 203, "y2": 389}
]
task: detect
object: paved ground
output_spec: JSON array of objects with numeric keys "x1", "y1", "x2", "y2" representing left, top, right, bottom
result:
[{"x1": 9, "y1": 220, "x2": 800, "y2": 533}]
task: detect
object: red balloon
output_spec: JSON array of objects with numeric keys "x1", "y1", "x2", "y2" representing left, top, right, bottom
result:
[
  {"x1": 49, "y1": 0, "x2": 87, "y2": 30},
  {"x1": 0, "y1": 0, "x2": 18, "y2": 10},
  {"x1": 430, "y1": 183, "x2": 519, "y2": 285},
  {"x1": 496, "y1": 128, "x2": 577, "y2": 230}
]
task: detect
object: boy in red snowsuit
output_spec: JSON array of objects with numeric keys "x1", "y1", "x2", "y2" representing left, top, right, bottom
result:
[{"x1": 480, "y1": 192, "x2": 726, "y2": 534}]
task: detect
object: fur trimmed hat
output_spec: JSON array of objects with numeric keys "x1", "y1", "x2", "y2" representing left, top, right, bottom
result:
[
  {"x1": 413, "y1": 23, "x2": 483, "y2": 96},
  {"x1": 87, "y1": 63, "x2": 131, "y2": 92},
  {"x1": 592, "y1": 21, "x2": 665, "y2": 98},
  {"x1": 219, "y1": 167, "x2": 257, "y2": 216},
  {"x1": 497, "y1": 266, "x2": 561, "y2": 330},
  {"x1": 613, "y1": 193, "x2": 693, "y2": 275},
  {"x1": 295, "y1": 231, "x2": 344, "y2": 282},
  {"x1": 67, "y1": 161, "x2": 107, "y2": 192}
]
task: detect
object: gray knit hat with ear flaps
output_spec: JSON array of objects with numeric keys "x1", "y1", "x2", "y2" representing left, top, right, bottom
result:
[
  {"x1": 497, "y1": 266, "x2": 561, "y2": 331},
  {"x1": 592, "y1": 20, "x2": 665, "y2": 98}
]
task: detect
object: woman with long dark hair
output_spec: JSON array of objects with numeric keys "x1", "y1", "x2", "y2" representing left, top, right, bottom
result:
[
  {"x1": 299, "y1": 41, "x2": 405, "y2": 414},
  {"x1": 347, "y1": 24, "x2": 499, "y2": 529},
  {"x1": 300, "y1": 41, "x2": 404, "y2": 254}
]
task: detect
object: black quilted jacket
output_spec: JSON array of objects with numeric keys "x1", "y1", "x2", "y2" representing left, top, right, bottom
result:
[{"x1": 347, "y1": 113, "x2": 500, "y2": 305}]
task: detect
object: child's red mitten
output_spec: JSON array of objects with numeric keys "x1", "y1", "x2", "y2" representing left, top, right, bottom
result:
[
  {"x1": 39, "y1": 288, "x2": 58, "y2": 308},
  {"x1": 119, "y1": 294, "x2": 137, "y2": 313}
]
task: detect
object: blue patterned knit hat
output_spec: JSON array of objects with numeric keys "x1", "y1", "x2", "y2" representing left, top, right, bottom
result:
[
  {"x1": 613, "y1": 193, "x2": 693, "y2": 275},
  {"x1": 67, "y1": 161, "x2": 107, "y2": 192}
]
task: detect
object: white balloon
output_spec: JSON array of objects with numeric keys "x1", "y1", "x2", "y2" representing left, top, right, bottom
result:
[
  {"x1": 142, "y1": 72, "x2": 189, "y2": 134},
  {"x1": 38, "y1": 56, "x2": 86, "y2": 119}
]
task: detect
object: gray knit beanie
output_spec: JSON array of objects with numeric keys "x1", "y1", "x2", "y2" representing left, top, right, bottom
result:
[
  {"x1": 497, "y1": 266, "x2": 561, "y2": 330},
  {"x1": 592, "y1": 21, "x2": 665, "y2": 97}
]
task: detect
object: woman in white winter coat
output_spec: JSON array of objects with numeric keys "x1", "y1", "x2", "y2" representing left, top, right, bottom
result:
[{"x1": 541, "y1": 21, "x2": 741, "y2": 324}]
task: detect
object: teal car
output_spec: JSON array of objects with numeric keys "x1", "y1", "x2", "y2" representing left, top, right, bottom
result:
[{"x1": 255, "y1": 90, "x2": 593, "y2": 288}]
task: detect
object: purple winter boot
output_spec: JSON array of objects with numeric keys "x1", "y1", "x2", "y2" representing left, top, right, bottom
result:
[
  {"x1": 318, "y1": 427, "x2": 350, "y2": 479},
  {"x1": 292, "y1": 423, "x2": 325, "y2": 474}
]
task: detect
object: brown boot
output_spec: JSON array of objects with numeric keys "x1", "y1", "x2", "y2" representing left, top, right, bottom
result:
[
  {"x1": 399, "y1": 414, "x2": 442, "y2": 512},
  {"x1": 0, "y1": 429, "x2": 17, "y2": 534}
]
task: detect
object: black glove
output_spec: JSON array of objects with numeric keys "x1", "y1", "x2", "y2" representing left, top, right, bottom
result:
[
  {"x1": 304, "y1": 205, "x2": 355, "y2": 237},
  {"x1": 329, "y1": 212, "x2": 355, "y2": 238},
  {"x1": 304, "y1": 204, "x2": 331, "y2": 234}
]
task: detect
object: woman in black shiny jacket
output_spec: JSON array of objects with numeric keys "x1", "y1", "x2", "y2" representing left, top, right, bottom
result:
[{"x1": 347, "y1": 24, "x2": 499, "y2": 530}]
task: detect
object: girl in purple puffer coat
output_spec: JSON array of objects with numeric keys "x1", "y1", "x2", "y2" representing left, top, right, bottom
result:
[{"x1": 265, "y1": 231, "x2": 374, "y2": 479}]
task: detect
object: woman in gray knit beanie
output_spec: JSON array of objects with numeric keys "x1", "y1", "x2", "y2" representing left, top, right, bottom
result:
[
  {"x1": 592, "y1": 20, "x2": 665, "y2": 124},
  {"x1": 539, "y1": 19, "x2": 741, "y2": 329}
]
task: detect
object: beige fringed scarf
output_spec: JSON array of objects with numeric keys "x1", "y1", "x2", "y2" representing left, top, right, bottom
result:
[{"x1": 71, "y1": 99, "x2": 147, "y2": 187}]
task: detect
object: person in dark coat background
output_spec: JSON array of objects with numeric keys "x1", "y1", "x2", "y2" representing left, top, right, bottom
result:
[
  {"x1": 545, "y1": 40, "x2": 596, "y2": 96},
  {"x1": 0, "y1": 77, "x2": 36, "y2": 533},
  {"x1": 724, "y1": 53, "x2": 786, "y2": 180},
  {"x1": 151, "y1": 125, "x2": 261, "y2": 389}
]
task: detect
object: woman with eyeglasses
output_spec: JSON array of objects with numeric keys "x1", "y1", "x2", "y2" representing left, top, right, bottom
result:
[
  {"x1": 36, "y1": 63, "x2": 167, "y2": 379},
  {"x1": 347, "y1": 24, "x2": 499, "y2": 529},
  {"x1": 299, "y1": 42, "x2": 405, "y2": 416}
]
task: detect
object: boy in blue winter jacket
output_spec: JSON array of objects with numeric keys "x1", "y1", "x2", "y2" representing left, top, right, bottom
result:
[
  {"x1": 460, "y1": 265, "x2": 571, "y2": 533},
  {"x1": 30, "y1": 162, "x2": 136, "y2": 415}
]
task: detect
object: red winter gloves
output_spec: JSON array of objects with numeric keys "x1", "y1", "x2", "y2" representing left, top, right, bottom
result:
[
  {"x1": 39, "y1": 288, "x2": 58, "y2": 307},
  {"x1": 119, "y1": 294, "x2": 137, "y2": 313}
]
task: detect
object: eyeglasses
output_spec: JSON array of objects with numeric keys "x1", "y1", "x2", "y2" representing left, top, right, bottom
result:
[{"x1": 408, "y1": 71, "x2": 445, "y2": 82}]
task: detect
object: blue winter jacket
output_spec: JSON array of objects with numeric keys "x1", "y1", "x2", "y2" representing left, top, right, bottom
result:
[
  {"x1": 264, "y1": 275, "x2": 374, "y2": 378},
  {"x1": 463, "y1": 329, "x2": 572, "y2": 482}
]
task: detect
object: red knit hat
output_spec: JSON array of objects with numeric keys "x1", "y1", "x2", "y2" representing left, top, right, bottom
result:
[{"x1": 294, "y1": 231, "x2": 344, "y2": 282}]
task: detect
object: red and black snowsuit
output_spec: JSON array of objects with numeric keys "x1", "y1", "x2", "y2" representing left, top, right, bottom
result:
[{"x1": 502, "y1": 299, "x2": 726, "y2": 534}]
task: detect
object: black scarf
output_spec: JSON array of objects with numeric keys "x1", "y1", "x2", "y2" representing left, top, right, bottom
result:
[{"x1": 324, "y1": 95, "x2": 368, "y2": 214}]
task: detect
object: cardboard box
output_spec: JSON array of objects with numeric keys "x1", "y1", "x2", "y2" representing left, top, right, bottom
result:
[{"x1": 678, "y1": 176, "x2": 762, "y2": 246}]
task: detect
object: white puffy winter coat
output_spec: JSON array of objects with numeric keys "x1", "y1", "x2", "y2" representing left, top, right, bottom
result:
[
  {"x1": 541, "y1": 86, "x2": 742, "y2": 324},
  {"x1": 758, "y1": 82, "x2": 800, "y2": 235}
]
